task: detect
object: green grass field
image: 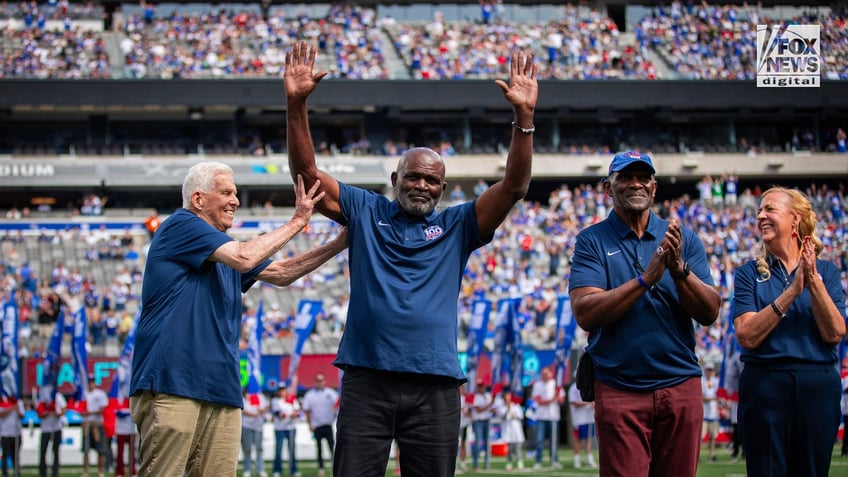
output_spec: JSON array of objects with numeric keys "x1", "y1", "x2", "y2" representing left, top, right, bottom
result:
[{"x1": 9, "y1": 445, "x2": 848, "y2": 476}]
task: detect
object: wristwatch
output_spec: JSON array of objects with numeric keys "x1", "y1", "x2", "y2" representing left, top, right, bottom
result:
[{"x1": 671, "y1": 262, "x2": 691, "y2": 280}]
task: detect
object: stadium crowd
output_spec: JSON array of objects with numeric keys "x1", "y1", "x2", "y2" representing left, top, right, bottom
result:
[
  {"x1": 2, "y1": 1, "x2": 846, "y2": 80},
  {"x1": 0, "y1": 175, "x2": 845, "y2": 475},
  {"x1": 2, "y1": 178, "x2": 846, "y2": 372}
]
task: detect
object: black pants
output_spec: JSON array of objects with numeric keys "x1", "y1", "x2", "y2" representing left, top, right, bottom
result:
[
  {"x1": 39, "y1": 430, "x2": 61, "y2": 477},
  {"x1": 84, "y1": 423, "x2": 115, "y2": 469},
  {"x1": 731, "y1": 422, "x2": 743, "y2": 458},
  {"x1": 313, "y1": 424, "x2": 335, "y2": 471},
  {"x1": 740, "y1": 362, "x2": 839, "y2": 477},
  {"x1": 842, "y1": 415, "x2": 848, "y2": 456},
  {"x1": 334, "y1": 366, "x2": 460, "y2": 477},
  {"x1": 1, "y1": 436, "x2": 20, "y2": 477}
]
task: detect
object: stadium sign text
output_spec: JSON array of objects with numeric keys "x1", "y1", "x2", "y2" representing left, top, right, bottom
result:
[
  {"x1": 756, "y1": 24, "x2": 820, "y2": 88},
  {"x1": 0, "y1": 163, "x2": 55, "y2": 177}
]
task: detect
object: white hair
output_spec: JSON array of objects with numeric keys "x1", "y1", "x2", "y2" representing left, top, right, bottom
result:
[{"x1": 182, "y1": 161, "x2": 234, "y2": 209}]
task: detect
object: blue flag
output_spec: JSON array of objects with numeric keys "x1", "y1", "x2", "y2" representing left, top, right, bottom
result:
[
  {"x1": 288, "y1": 300, "x2": 321, "y2": 384},
  {"x1": 109, "y1": 309, "x2": 139, "y2": 400},
  {"x1": 506, "y1": 301, "x2": 524, "y2": 395},
  {"x1": 71, "y1": 305, "x2": 88, "y2": 402},
  {"x1": 0, "y1": 295, "x2": 19, "y2": 398},
  {"x1": 39, "y1": 307, "x2": 65, "y2": 404},
  {"x1": 553, "y1": 295, "x2": 577, "y2": 388},
  {"x1": 719, "y1": 293, "x2": 743, "y2": 394},
  {"x1": 466, "y1": 299, "x2": 491, "y2": 393},
  {"x1": 246, "y1": 301, "x2": 264, "y2": 394},
  {"x1": 490, "y1": 298, "x2": 520, "y2": 392}
]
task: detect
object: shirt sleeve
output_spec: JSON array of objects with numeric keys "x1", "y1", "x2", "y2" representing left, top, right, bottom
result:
[
  {"x1": 731, "y1": 262, "x2": 757, "y2": 318},
  {"x1": 569, "y1": 231, "x2": 608, "y2": 290}
]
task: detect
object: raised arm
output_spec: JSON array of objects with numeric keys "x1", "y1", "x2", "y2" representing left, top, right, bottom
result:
[
  {"x1": 257, "y1": 226, "x2": 348, "y2": 287},
  {"x1": 475, "y1": 50, "x2": 538, "y2": 237},
  {"x1": 211, "y1": 175, "x2": 324, "y2": 273},
  {"x1": 285, "y1": 40, "x2": 343, "y2": 222}
]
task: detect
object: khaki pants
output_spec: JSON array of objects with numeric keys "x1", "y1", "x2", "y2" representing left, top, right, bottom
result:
[{"x1": 131, "y1": 391, "x2": 241, "y2": 477}]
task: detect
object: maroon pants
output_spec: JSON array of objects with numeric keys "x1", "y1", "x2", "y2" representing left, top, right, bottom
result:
[
  {"x1": 115, "y1": 434, "x2": 137, "y2": 477},
  {"x1": 594, "y1": 377, "x2": 702, "y2": 477}
]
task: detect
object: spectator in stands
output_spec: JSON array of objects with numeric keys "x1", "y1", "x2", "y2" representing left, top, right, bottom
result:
[
  {"x1": 117, "y1": 311, "x2": 134, "y2": 344},
  {"x1": 4, "y1": 208, "x2": 21, "y2": 220},
  {"x1": 449, "y1": 185, "x2": 467, "y2": 205},
  {"x1": 81, "y1": 194, "x2": 107, "y2": 216},
  {"x1": 473, "y1": 179, "x2": 489, "y2": 198},
  {"x1": 302, "y1": 373, "x2": 338, "y2": 477},
  {"x1": 569, "y1": 151, "x2": 721, "y2": 477},
  {"x1": 837, "y1": 128, "x2": 847, "y2": 153},
  {"x1": 104, "y1": 307, "x2": 120, "y2": 352},
  {"x1": 697, "y1": 175, "x2": 714, "y2": 204},
  {"x1": 723, "y1": 172, "x2": 739, "y2": 207},
  {"x1": 144, "y1": 210, "x2": 162, "y2": 240},
  {"x1": 284, "y1": 41, "x2": 537, "y2": 476},
  {"x1": 129, "y1": 162, "x2": 348, "y2": 476},
  {"x1": 733, "y1": 187, "x2": 846, "y2": 477},
  {"x1": 36, "y1": 290, "x2": 61, "y2": 337}
]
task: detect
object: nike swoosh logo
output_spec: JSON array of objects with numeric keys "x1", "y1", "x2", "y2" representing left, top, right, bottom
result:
[
  {"x1": 755, "y1": 276, "x2": 769, "y2": 283},
  {"x1": 607, "y1": 250, "x2": 622, "y2": 256},
  {"x1": 378, "y1": 220, "x2": 391, "y2": 227}
]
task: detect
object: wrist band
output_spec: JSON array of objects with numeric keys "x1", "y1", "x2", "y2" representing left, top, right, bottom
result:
[
  {"x1": 637, "y1": 275, "x2": 651, "y2": 290},
  {"x1": 511, "y1": 121, "x2": 535, "y2": 134},
  {"x1": 771, "y1": 301, "x2": 787, "y2": 320}
]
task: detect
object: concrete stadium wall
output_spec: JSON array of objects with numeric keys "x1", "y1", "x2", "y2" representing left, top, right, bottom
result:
[{"x1": 1, "y1": 153, "x2": 846, "y2": 189}]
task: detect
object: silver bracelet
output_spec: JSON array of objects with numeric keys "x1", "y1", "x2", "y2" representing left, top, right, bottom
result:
[{"x1": 511, "y1": 121, "x2": 535, "y2": 134}]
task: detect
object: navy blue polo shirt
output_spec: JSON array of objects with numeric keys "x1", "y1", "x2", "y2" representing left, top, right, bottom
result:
[
  {"x1": 569, "y1": 210, "x2": 714, "y2": 391},
  {"x1": 335, "y1": 182, "x2": 487, "y2": 380},
  {"x1": 733, "y1": 256, "x2": 845, "y2": 365},
  {"x1": 131, "y1": 209, "x2": 270, "y2": 408}
]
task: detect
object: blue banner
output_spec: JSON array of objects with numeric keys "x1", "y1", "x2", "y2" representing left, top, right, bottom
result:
[
  {"x1": 506, "y1": 301, "x2": 523, "y2": 395},
  {"x1": 466, "y1": 299, "x2": 491, "y2": 393},
  {"x1": 71, "y1": 306, "x2": 88, "y2": 402},
  {"x1": 39, "y1": 307, "x2": 65, "y2": 404},
  {"x1": 553, "y1": 295, "x2": 577, "y2": 388},
  {"x1": 246, "y1": 301, "x2": 264, "y2": 394},
  {"x1": 0, "y1": 297, "x2": 19, "y2": 398},
  {"x1": 288, "y1": 300, "x2": 321, "y2": 386},
  {"x1": 490, "y1": 298, "x2": 520, "y2": 392},
  {"x1": 719, "y1": 293, "x2": 743, "y2": 395},
  {"x1": 109, "y1": 310, "x2": 139, "y2": 400}
]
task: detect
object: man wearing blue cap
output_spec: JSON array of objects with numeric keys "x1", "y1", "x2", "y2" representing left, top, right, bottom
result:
[{"x1": 568, "y1": 151, "x2": 721, "y2": 477}]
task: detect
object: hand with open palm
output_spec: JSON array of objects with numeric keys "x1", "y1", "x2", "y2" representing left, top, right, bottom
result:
[
  {"x1": 285, "y1": 40, "x2": 327, "y2": 103},
  {"x1": 495, "y1": 51, "x2": 539, "y2": 117}
]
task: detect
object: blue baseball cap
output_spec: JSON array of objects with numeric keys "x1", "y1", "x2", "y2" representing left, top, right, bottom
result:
[{"x1": 608, "y1": 151, "x2": 655, "y2": 176}]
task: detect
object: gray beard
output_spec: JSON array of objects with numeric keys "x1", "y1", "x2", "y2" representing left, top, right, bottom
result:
[{"x1": 397, "y1": 193, "x2": 436, "y2": 216}]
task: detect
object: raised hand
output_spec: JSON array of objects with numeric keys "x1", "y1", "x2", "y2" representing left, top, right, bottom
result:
[
  {"x1": 800, "y1": 235, "x2": 819, "y2": 288},
  {"x1": 285, "y1": 40, "x2": 328, "y2": 102},
  {"x1": 494, "y1": 51, "x2": 539, "y2": 115},
  {"x1": 663, "y1": 219, "x2": 685, "y2": 270},
  {"x1": 292, "y1": 174, "x2": 325, "y2": 223}
]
